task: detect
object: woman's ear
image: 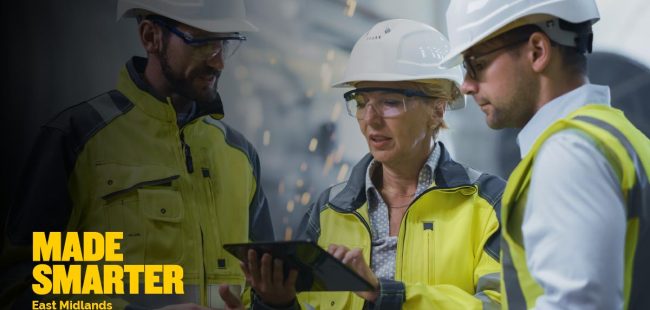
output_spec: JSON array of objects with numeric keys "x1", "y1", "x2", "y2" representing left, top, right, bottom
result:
[
  {"x1": 428, "y1": 99, "x2": 446, "y2": 129},
  {"x1": 139, "y1": 20, "x2": 163, "y2": 54},
  {"x1": 433, "y1": 99, "x2": 446, "y2": 119}
]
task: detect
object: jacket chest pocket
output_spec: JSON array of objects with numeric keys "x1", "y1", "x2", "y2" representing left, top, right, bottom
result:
[
  {"x1": 96, "y1": 164, "x2": 184, "y2": 264},
  {"x1": 423, "y1": 221, "x2": 436, "y2": 283}
]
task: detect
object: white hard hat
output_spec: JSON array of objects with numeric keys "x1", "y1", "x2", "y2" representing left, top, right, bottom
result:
[
  {"x1": 333, "y1": 19, "x2": 465, "y2": 110},
  {"x1": 117, "y1": 0, "x2": 258, "y2": 33},
  {"x1": 440, "y1": 0, "x2": 600, "y2": 68}
]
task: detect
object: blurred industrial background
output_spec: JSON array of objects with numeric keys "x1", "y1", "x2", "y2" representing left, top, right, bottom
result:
[{"x1": 2, "y1": 0, "x2": 649, "y2": 239}]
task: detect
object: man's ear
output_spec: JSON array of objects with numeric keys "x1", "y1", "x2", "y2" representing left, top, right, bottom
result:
[
  {"x1": 139, "y1": 20, "x2": 163, "y2": 54},
  {"x1": 528, "y1": 32, "x2": 552, "y2": 73}
]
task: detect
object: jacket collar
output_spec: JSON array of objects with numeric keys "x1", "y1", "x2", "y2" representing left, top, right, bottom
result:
[
  {"x1": 117, "y1": 56, "x2": 225, "y2": 123},
  {"x1": 329, "y1": 142, "x2": 472, "y2": 211}
]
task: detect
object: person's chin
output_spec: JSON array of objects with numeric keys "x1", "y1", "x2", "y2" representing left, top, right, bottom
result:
[
  {"x1": 193, "y1": 88, "x2": 218, "y2": 103},
  {"x1": 486, "y1": 117, "x2": 506, "y2": 130},
  {"x1": 369, "y1": 149, "x2": 394, "y2": 163}
]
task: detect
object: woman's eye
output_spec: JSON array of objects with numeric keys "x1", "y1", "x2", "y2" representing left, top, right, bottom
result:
[{"x1": 382, "y1": 99, "x2": 402, "y2": 107}]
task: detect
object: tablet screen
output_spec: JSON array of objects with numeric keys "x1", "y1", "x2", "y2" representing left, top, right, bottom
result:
[{"x1": 223, "y1": 241, "x2": 374, "y2": 292}]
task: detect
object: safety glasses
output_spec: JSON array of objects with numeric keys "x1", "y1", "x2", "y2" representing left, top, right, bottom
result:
[
  {"x1": 343, "y1": 87, "x2": 436, "y2": 119},
  {"x1": 148, "y1": 16, "x2": 246, "y2": 60}
]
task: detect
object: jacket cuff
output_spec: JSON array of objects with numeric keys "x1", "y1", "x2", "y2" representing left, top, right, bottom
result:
[
  {"x1": 368, "y1": 278, "x2": 405, "y2": 310},
  {"x1": 250, "y1": 290, "x2": 300, "y2": 310}
]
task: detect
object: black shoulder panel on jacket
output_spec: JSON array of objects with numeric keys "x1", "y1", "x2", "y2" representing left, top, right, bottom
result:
[
  {"x1": 328, "y1": 154, "x2": 373, "y2": 211},
  {"x1": 475, "y1": 173, "x2": 506, "y2": 261},
  {"x1": 294, "y1": 188, "x2": 332, "y2": 242},
  {"x1": 293, "y1": 179, "x2": 352, "y2": 242},
  {"x1": 46, "y1": 90, "x2": 134, "y2": 157}
]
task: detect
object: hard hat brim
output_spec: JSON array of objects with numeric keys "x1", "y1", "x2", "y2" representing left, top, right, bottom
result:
[
  {"x1": 332, "y1": 72, "x2": 462, "y2": 88},
  {"x1": 186, "y1": 18, "x2": 258, "y2": 33}
]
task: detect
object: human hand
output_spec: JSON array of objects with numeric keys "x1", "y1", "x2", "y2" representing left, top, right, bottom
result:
[
  {"x1": 327, "y1": 244, "x2": 380, "y2": 302},
  {"x1": 240, "y1": 249, "x2": 298, "y2": 307},
  {"x1": 218, "y1": 284, "x2": 244, "y2": 310}
]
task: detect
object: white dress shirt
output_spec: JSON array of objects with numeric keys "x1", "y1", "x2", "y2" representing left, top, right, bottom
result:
[{"x1": 517, "y1": 84, "x2": 626, "y2": 309}]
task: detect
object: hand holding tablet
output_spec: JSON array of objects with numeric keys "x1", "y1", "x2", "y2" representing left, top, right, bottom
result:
[{"x1": 223, "y1": 241, "x2": 375, "y2": 292}]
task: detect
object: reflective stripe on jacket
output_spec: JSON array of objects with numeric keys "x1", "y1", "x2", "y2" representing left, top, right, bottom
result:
[
  {"x1": 5, "y1": 57, "x2": 274, "y2": 309},
  {"x1": 501, "y1": 104, "x2": 650, "y2": 310},
  {"x1": 295, "y1": 142, "x2": 504, "y2": 309}
]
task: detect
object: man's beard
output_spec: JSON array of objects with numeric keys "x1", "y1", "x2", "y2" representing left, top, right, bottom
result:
[{"x1": 160, "y1": 40, "x2": 221, "y2": 103}]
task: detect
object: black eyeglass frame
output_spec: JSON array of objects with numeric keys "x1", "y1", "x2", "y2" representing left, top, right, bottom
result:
[
  {"x1": 146, "y1": 16, "x2": 246, "y2": 59},
  {"x1": 462, "y1": 38, "x2": 529, "y2": 80},
  {"x1": 147, "y1": 16, "x2": 246, "y2": 45}
]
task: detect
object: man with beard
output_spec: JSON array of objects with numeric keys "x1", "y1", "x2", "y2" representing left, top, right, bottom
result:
[
  {"x1": 441, "y1": 0, "x2": 650, "y2": 309},
  {"x1": 2, "y1": 1, "x2": 274, "y2": 309}
]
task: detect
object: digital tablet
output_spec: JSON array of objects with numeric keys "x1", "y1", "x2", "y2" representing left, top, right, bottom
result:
[{"x1": 223, "y1": 240, "x2": 374, "y2": 292}]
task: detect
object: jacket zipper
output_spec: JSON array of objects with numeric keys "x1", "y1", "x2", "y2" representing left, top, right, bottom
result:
[
  {"x1": 351, "y1": 210, "x2": 374, "y2": 243},
  {"x1": 180, "y1": 131, "x2": 194, "y2": 173},
  {"x1": 330, "y1": 204, "x2": 375, "y2": 243}
]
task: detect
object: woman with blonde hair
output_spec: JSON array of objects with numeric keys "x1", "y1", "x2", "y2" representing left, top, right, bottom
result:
[{"x1": 247, "y1": 19, "x2": 505, "y2": 310}]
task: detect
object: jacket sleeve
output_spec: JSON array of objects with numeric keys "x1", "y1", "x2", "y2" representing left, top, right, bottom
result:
[
  {"x1": 1, "y1": 99, "x2": 139, "y2": 309},
  {"x1": 247, "y1": 144, "x2": 275, "y2": 242},
  {"x1": 6, "y1": 126, "x2": 76, "y2": 245},
  {"x1": 1, "y1": 125, "x2": 77, "y2": 309},
  {"x1": 248, "y1": 191, "x2": 327, "y2": 310}
]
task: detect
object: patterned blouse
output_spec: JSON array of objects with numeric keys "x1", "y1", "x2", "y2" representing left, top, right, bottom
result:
[{"x1": 365, "y1": 142, "x2": 441, "y2": 279}]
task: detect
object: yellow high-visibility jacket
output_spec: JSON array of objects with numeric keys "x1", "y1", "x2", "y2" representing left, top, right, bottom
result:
[
  {"x1": 291, "y1": 143, "x2": 504, "y2": 309},
  {"x1": 501, "y1": 105, "x2": 650, "y2": 310},
  {"x1": 3, "y1": 57, "x2": 274, "y2": 309}
]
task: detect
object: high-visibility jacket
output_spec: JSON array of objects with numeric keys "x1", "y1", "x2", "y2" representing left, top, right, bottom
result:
[
  {"x1": 501, "y1": 104, "x2": 650, "y2": 309},
  {"x1": 4, "y1": 57, "x2": 274, "y2": 309},
  {"x1": 293, "y1": 143, "x2": 504, "y2": 309}
]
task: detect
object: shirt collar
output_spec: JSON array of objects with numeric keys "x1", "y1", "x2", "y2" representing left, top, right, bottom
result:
[
  {"x1": 176, "y1": 101, "x2": 198, "y2": 127},
  {"x1": 517, "y1": 84, "x2": 611, "y2": 158}
]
